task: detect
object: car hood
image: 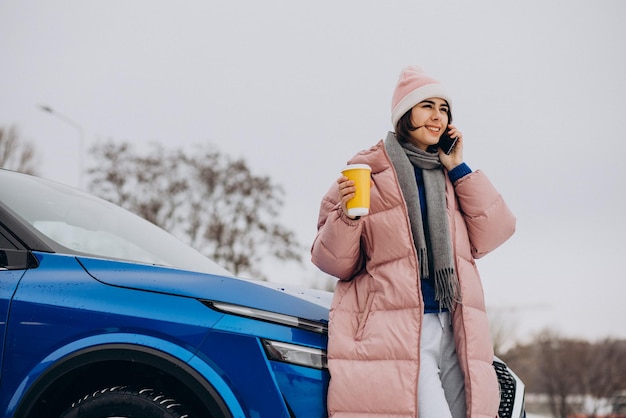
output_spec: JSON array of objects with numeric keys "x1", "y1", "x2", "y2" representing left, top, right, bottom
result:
[{"x1": 78, "y1": 257, "x2": 331, "y2": 324}]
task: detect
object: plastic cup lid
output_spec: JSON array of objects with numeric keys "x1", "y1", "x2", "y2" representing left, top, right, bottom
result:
[{"x1": 342, "y1": 164, "x2": 371, "y2": 172}]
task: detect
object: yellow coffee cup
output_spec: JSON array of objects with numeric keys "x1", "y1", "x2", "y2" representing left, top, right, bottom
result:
[{"x1": 341, "y1": 164, "x2": 371, "y2": 217}]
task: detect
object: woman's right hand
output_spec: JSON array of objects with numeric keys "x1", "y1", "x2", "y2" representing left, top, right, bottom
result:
[{"x1": 337, "y1": 175, "x2": 358, "y2": 219}]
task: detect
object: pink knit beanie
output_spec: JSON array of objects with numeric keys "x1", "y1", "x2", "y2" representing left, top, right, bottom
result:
[{"x1": 391, "y1": 65, "x2": 452, "y2": 129}]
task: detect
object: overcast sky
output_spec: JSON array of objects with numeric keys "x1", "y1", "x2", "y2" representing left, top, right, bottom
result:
[{"x1": 1, "y1": 0, "x2": 625, "y2": 344}]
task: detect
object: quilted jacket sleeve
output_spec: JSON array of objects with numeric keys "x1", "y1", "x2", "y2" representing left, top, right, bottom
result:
[
  {"x1": 311, "y1": 183, "x2": 365, "y2": 281},
  {"x1": 453, "y1": 169, "x2": 516, "y2": 259}
]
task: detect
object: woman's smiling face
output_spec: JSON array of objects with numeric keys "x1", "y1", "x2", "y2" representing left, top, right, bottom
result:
[{"x1": 408, "y1": 98, "x2": 450, "y2": 150}]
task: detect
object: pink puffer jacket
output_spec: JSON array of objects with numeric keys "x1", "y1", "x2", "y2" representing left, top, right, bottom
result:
[{"x1": 311, "y1": 139, "x2": 516, "y2": 418}]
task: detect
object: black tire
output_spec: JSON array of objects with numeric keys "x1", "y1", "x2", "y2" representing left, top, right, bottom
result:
[{"x1": 60, "y1": 386, "x2": 191, "y2": 418}]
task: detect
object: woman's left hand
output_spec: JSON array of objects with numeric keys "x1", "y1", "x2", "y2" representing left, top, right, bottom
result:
[{"x1": 439, "y1": 124, "x2": 464, "y2": 170}]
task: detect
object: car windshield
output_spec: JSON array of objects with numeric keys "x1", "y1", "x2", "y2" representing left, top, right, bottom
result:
[{"x1": 0, "y1": 170, "x2": 233, "y2": 276}]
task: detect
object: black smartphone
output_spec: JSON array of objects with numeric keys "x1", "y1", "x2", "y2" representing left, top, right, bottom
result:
[{"x1": 438, "y1": 128, "x2": 458, "y2": 155}]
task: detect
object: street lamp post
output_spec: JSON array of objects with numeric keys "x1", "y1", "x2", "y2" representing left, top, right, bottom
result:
[{"x1": 38, "y1": 105, "x2": 85, "y2": 189}]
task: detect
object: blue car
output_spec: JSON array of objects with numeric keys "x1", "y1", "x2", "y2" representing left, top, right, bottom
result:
[{"x1": 0, "y1": 169, "x2": 525, "y2": 418}]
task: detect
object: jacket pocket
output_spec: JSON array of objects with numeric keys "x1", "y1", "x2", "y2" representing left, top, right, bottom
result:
[{"x1": 355, "y1": 291, "x2": 375, "y2": 341}]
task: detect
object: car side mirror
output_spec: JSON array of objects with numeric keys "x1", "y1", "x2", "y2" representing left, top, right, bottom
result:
[{"x1": 0, "y1": 249, "x2": 39, "y2": 270}]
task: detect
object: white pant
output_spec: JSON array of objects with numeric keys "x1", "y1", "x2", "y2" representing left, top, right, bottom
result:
[{"x1": 418, "y1": 312, "x2": 466, "y2": 418}]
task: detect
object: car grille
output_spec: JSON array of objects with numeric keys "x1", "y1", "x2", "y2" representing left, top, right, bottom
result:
[{"x1": 494, "y1": 360, "x2": 517, "y2": 418}]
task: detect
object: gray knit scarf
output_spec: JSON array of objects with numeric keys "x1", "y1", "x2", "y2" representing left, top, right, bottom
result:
[{"x1": 384, "y1": 132, "x2": 461, "y2": 311}]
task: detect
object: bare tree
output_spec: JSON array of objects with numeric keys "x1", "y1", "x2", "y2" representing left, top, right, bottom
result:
[
  {"x1": 501, "y1": 331, "x2": 626, "y2": 418},
  {"x1": 581, "y1": 338, "x2": 626, "y2": 417},
  {"x1": 0, "y1": 125, "x2": 38, "y2": 174},
  {"x1": 87, "y1": 139, "x2": 303, "y2": 280},
  {"x1": 531, "y1": 330, "x2": 578, "y2": 418}
]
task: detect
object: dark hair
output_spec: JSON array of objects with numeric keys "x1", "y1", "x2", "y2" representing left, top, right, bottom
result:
[{"x1": 395, "y1": 103, "x2": 453, "y2": 143}]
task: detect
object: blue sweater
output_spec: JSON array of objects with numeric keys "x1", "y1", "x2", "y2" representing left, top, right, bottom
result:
[{"x1": 416, "y1": 163, "x2": 472, "y2": 313}]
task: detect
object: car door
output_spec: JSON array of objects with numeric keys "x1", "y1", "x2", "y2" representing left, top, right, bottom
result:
[{"x1": 0, "y1": 224, "x2": 37, "y2": 379}]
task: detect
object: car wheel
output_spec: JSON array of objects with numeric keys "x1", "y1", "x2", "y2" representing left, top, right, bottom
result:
[{"x1": 60, "y1": 385, "x2": 191, "y2": 418}]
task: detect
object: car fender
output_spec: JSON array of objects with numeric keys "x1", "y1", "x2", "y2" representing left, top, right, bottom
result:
[{"x1": 9, "y1": 333, "x2": 246, "y2": 418}]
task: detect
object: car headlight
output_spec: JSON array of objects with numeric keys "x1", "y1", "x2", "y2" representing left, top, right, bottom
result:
[
  {"x1": 204, "y1": 300, "x2": 328, "y2": 335},
  {"x1": 262, "y1": 339, "x2": 328, "y2": 370}
]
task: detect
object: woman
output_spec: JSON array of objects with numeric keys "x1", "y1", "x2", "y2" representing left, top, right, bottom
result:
[{"x1": 311, "y1": 65, "x2": 516, "y2": 418}]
